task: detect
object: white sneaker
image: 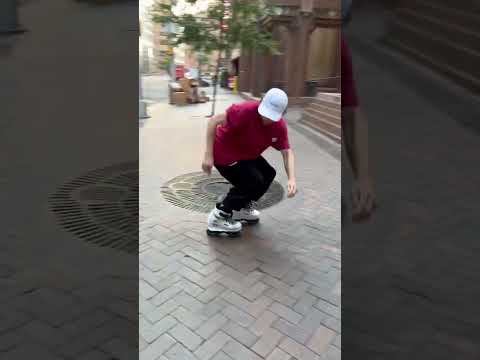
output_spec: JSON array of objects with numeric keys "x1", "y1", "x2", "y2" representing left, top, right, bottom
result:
[
  {"x1": 232, "y1": 202, "x2": 260, "y2": 224},
  {"x1": 207, "y1": 208, "x2": 242, "y2": 237}
]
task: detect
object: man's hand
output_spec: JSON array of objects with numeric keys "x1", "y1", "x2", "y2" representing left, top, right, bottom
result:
[
  {"x1": 287, "y1": 178, "x2": 297, "y2": 198},
  {"x1": 281, "y1": 149, "x2": 296, "y2": 198},
  {"x1": 203, "y1": 113, "x2": 226, "y2": 175},
  {"x1": 202, "y1": 152, "x2": 214, "y2": 175},
  {"x1": 351, "y1": 175, "x2": 377, "y2": 222}
]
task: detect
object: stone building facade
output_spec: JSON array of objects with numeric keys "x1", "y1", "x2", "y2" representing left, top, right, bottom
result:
[
  {"x1": 140, "y1": 0, "x2": 173, "y2": 74},
  {"x1": 239, "y1": 0, "x2": 341, "y2": 101}
]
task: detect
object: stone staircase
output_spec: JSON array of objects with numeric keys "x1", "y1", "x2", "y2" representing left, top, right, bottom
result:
[
  {"x1": 383, "y1": 0, "x2": 480, "y2": 94},
  {"x1": 298, "y1": 93, "x2": 341, "y2": 143}
]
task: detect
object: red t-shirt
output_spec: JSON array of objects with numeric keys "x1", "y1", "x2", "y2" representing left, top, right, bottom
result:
[
  {"x1": 214, "y1": 101, "x2": 290, "y2": 166},
  {"x1": 341, "y1": 36, "x2": 359, "y2": 108}
]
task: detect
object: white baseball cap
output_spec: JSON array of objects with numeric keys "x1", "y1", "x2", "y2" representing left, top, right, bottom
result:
[{"x1": 258, "y1": 88, "x2": 288, "y2": 122}]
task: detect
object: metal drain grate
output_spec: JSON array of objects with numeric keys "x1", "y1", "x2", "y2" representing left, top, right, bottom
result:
[
  {"x1": 161, "y1": 171, "x2": 284, "y2": 213},
  {"x1": 49, "y1": 162, "x2": 138, "y2": 254}
]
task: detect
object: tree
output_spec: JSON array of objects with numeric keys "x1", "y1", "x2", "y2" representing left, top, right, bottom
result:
[
  {"x1": 152, "y1": 0, "x2": 280, "y2": 116},
  {"x1": 196, "y1": 51, "x2": 210, "y2": 81}
]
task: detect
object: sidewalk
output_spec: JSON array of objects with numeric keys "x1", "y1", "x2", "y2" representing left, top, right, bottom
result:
[{"x1": 139, "y1": 92, "x2": 341, "y2": 359}]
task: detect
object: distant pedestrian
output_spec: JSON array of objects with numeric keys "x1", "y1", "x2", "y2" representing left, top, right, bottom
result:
[{"x1": 202, "y1": 88, "x2": 297, "y2": 236}]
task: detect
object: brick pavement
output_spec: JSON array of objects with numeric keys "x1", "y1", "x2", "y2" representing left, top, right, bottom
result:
[{"x1": 140, "y1": 89, "x2": 341, "y2": 359}]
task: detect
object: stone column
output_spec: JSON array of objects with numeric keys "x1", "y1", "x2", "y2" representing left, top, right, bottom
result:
[
  {"x1": 238, "y1": 50, "x2": 251, "y2": 92},
  {"x1": 281, "y1": 25, "x2": 291, "y2": 91},
  {"x1": 264, "y1": 54, "x2": 274, "y2": 92},
  {"x1": 286, "y1": 12, "x2": 315, "y2": 98},
  {"x1": 334, "y1": 29, "x2": 341, "y2": 91},
  {"x1": 252, "y1": 53, "x2": 270, "y2": 97},
  {"x1": 250, "y1": 52, "x2": 261, "y2": 97}
]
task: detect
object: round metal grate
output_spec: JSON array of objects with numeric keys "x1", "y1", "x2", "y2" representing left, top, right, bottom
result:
[
  {"x1": 161, "y1": 171, "x2": 284, "y2": 213},
  {"x1": 49, "y1": 162, "x2": 138, "y2": 254}
]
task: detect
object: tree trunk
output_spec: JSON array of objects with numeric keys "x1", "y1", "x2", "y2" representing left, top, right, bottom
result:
[
  {"x1": 198, "y1": 60, "x2": 202, "y2": 81},
  {"x1": 207, "y1": 0, "x2": 226, "y2": 117},
  {"x1": 208, "y1": 50, "x2": 222, "y2": 117}
]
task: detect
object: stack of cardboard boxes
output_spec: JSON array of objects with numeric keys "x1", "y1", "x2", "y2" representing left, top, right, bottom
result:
[
  {"x1": 169, "y1": 82, "x2": 187, "y2": 105},
  {"x1": 169, "y1": 77, "x2": 210, "y2": 106}
]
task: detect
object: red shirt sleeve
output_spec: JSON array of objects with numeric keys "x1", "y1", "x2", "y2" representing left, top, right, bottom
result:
[
  {"x1": 272, "y1": 120, "x2": 290, "y2": 151},
  {"x1": 224, "y1": 102, "x2": 258, "y2": 131},
  {"x1": 341, "y1": 36, "x2": 359, "y2": 108},
  {"x1": 224, "y1": 103, "x2": 244, "y2": 131}
]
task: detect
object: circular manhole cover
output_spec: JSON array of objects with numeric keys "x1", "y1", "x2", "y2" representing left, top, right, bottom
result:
[
  {"x1": 161, "y1": 171, "x2": 284, "y2": 213},
  {"x1": 203, "y1": 181, "x2": 231, "y2": 195},
  {"x1": 49, "y1": 162, "x2": 138, "y2": 254}
]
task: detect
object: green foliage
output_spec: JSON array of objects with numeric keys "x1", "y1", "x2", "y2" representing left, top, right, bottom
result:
[
  {"x1": 151, "y1": 0, "x2": 279, "y2": 55},
  {"x1": 197, "y1": 52, "x2": 210, "y2": 65},
  {"x1": 160, "y1": 56, "x2": 171, "y2": 71}
]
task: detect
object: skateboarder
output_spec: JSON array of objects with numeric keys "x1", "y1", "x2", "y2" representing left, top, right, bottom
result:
[{"x1": 202, "y1": 88, "x2": 297, "y2": 236}]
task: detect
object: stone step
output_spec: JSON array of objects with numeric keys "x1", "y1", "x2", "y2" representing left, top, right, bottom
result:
[
  {"x1": 316, "y1": 92, "x2": 341, "y2": 104},
  {"x1": 386, "y1": 19, "x2": 480, "y2": 78},
  {"x1": 409, "y1": 1, "x2": 480, "y2": 32},
  {"x1": 384, "y1": 37, "x2": 480, "y2": 94},
  {"x1": 309, "y1": 102, "x2": 341, "y2": 117},
  {"x1": 396, "y1": 7, "x2": 480, "y2": 53},
  {"x1": 317, "y1": 87, "x2": 339, "y2": 93},
  {"x1": 304, "y1": 107, "x2": 340, "y2": 126},
  {"x1": 308, "y1": 97, "x2": 341, "y2": 111},
  {"x1": 424, "y1": 0, "x2": 480, "y2": 15},
  {"x1": 301, "y1": 111, "x2": 341, "y2": 139},
  {"x1": 299, "y1": 117, "x2": 341, "y2": 143}
]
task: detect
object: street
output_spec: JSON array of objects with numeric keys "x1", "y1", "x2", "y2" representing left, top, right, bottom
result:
[
  {"x1": 139, "y1": 77, "x2": 342, "y2": 360},
  {"x1": 142, "y1": 74, "x2": 170, "y2": 103}
]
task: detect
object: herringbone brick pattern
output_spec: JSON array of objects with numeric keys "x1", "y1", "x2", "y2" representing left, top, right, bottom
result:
[
  {"x1": 140, "y1": 220, "x2": 340, "y2": 360},
  {"x1": 140, "y1": 94, "x2": 341, "y2": 360}
]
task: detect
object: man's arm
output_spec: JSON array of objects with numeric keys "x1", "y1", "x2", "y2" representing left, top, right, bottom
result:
[
  {"x1": 202, "y1": 113, "x2": 226, "y2": 175},
  {"x1": 343, "y1": 107, "x2": 376, "y2": 220},
  {"x1": 343, "y1": 107, "x2": 369, "y2": 178},
  {"x1": 353, "y1": 109, "x2": 370, "y2": 180},
  {"x1": 281, "y1": 149, "x2": 297, "y2": 197}
]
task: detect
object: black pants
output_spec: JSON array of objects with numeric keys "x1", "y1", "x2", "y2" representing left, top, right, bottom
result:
[{"x1": 215, "y1": 156, "x2": 276, "y2": 213}]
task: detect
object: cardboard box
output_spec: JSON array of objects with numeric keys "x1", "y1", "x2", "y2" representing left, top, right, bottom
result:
[
  {"x1": 179, "y1": 78, "x2": 191, "y2": 92},
  {"x1": 171, "y1": 92, "x2": 188, "y2": 105}
]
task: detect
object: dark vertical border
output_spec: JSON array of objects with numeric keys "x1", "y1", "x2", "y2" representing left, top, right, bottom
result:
[
  {"x1": 342, "y1": 1, "x2": 480, "y2": 358},
  {"x1": 1, "y1": 0, "x2": 138, "y2": 358}
]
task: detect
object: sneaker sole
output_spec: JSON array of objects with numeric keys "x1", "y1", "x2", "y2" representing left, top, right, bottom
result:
[
  {"x1": 234, "y1": 218, "x2": 259, "y2": 225},
  {"x1": 206, "y1": 229, "x2": 242, "y2": 238}
]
